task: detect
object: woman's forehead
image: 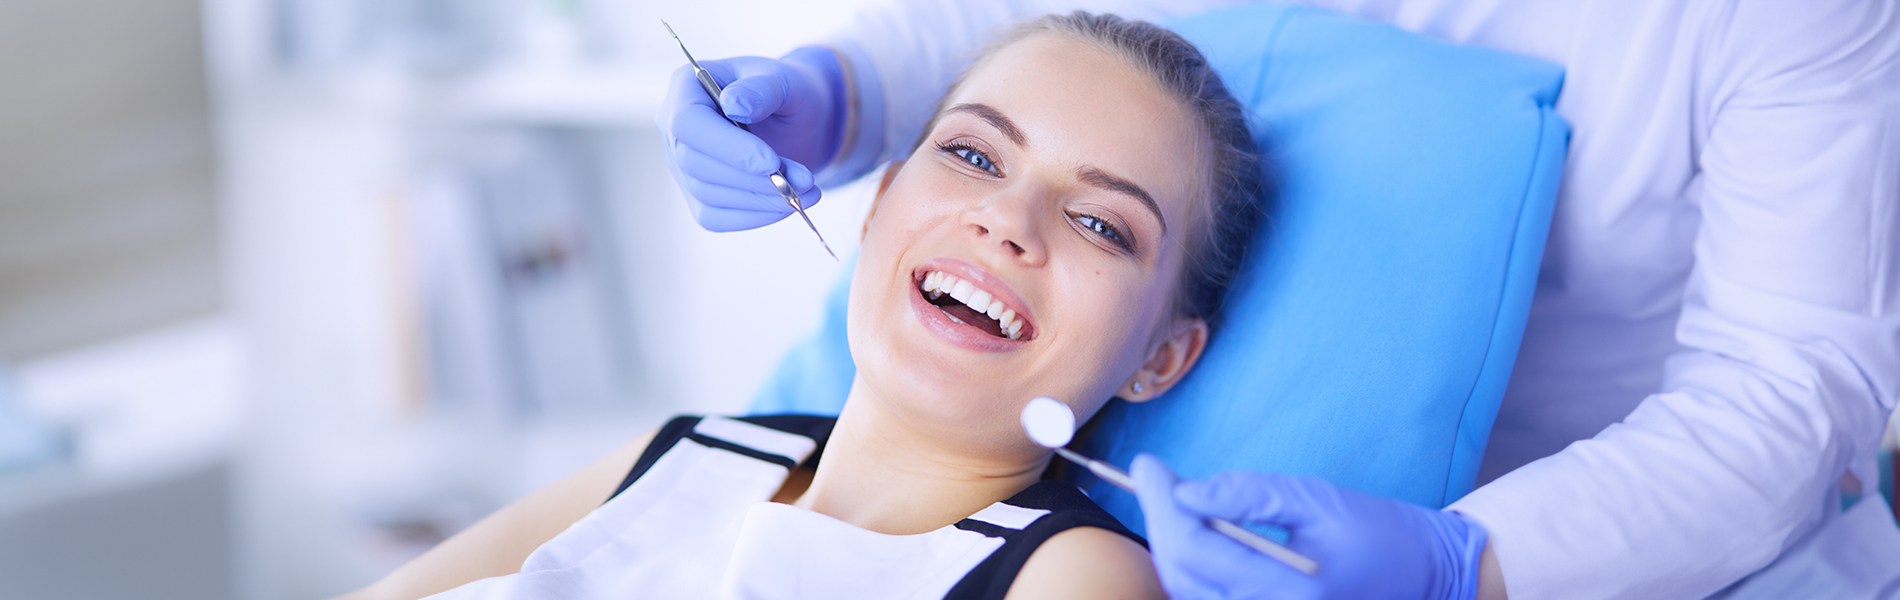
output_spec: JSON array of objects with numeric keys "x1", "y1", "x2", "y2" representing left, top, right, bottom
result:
[{"x1": 951, "y1": 35, "x2": 1189, "y2": 144}]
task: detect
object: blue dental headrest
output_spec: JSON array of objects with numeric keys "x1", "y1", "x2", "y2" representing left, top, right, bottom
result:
[{"x1": 750, "y1": 3, "x2": 1567, "y2": 533}]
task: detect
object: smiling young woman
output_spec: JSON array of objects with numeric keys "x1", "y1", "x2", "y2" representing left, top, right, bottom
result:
[{"x1": 338, "y1": 11, "x2": 1264, "y2": 600}]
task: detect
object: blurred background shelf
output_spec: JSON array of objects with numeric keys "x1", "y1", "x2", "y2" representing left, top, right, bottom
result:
[{"x1": 430, "y1": 64, "x2": 668, "y2": 127}]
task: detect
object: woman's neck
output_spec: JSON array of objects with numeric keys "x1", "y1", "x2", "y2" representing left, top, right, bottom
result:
[{"x1": 793, "y1": 384, "x2": 1051, "y2": 535}]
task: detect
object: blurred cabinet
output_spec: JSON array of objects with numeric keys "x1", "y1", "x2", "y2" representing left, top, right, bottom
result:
[
  {"x1": 411, "y1": 128, "x2": 639, "y2": 417},
  {"x1": 0, "y1": 463, "x2": 230, "y2": 600},
  {"x1": 0, "y1": 0, "x2": 221, "y2": 361}
]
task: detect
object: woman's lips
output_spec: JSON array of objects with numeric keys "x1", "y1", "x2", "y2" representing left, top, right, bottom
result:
[
  {"x1": 909, "y1": 280, "x2": 1026, "y2": 352},
  {"x1": 920, "y1": 271, "x2": 1027, "y2": 339},
  {"x1": 906, "y1": 259, "x2": 1036, "y2": 352}
]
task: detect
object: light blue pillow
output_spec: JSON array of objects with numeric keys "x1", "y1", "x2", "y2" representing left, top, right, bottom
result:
[{"x1": 749, "y1": 3, "x2": 1568, "y2": 534}]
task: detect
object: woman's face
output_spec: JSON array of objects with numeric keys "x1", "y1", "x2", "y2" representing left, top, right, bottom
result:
[{"x1": 849, "y1": 33, "x2": 1209, "y2": 456}]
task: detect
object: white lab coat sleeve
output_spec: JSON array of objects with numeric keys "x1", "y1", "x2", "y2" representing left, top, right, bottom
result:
[
  {"x1": 808, "y1": 0, "x2": 1245, "y2": 187},
  {"x1": 1448, "y1": 2, "x2": 1900, "y2": 599}
]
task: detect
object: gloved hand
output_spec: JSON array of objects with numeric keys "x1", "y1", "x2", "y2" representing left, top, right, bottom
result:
[
  {"x1": 1132, "y1": 454, "x2": 1487, "y2": 600},
  {"x1": 657, "y1": 46, "x2": 845, "y2": 232}
]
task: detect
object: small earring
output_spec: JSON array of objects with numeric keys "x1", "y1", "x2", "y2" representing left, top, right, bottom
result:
[{"x1": 1131, "y1": 381, "x2": 1145, "y2": 395}]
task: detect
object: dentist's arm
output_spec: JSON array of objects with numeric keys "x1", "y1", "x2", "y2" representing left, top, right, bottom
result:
[{"x1": 1448, "y1": 2, "x2": 1900, "y2": 597}]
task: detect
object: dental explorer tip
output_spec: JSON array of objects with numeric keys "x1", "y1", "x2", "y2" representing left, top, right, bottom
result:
[{"x1": 663, "y1": 20, "x2": 700, "y2": 65}]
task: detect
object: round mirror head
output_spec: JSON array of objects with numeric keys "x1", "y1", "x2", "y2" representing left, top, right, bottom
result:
[{"x1": 1021, "y1": 396, "x2": 1077, "y2": 448}]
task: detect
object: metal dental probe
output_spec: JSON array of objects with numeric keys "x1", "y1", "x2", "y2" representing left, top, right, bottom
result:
[
  {"x1": 664, "y1": 20, "x2": 839, "y2": 261},
  {"x1": 1021, "y1": 397, "x2": 1322, "y2": 576},
  {"x1": 1050, "y1": 447, "x2": 1323, "y2": 576}
]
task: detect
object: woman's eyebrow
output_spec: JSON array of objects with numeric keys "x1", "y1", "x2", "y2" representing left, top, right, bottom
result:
[
  {"x1": 946, "y1": 103, "x2": 1027, "y2": 147},
  {"x1": 941, "y1": 103, "x2": 1165, "y2": 235},
  {"x1": 1078, "y1": 166, "x2": 1167, "y2": 235}
]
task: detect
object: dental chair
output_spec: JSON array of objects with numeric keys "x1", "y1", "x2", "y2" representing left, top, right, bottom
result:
[{"x1": 750, "y1": 3, "x2": 1570, "y2": 534}]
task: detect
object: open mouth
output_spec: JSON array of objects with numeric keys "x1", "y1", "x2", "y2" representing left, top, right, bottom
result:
[{"x1": 917, "y1": 270, "x2": 1034, "y2": 341}]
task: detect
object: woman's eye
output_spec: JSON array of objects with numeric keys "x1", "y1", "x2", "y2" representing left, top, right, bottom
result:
[
  {"x1": 937, "y1": 142, "x2": 1001, "y2": 176},
  {"x1": 1074, "y1": 213, "x2": 1132, "y2": 251}
]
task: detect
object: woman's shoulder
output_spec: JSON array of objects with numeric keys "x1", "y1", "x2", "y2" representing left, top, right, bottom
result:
[
  {"x1": 957, "y1": 480, "x2": 1161, "y2": 600},
  {"x1": 1006, "y1": 526, "x2": 1163, "y2": 599}
]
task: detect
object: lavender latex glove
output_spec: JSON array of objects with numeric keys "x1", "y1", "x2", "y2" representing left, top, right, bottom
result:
[
  {"x1": 657, "y1": 46, "x2": 845, "y2": 232},
  {"x1": 1132, "y1": 454, "x2": 1488, "y2": 600}
]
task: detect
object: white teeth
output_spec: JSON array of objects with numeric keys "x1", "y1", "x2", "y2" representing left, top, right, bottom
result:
[
  {"x1": 917, "y1": 270, "x2": 1030, "y2": 340},
  {"x1": 1001, "y1": 309, "x2": 1023, "y2": 340},
  {"x1": 950, "y1": 279, "x2": 975, "y2": 303},
  {"x1": 968, "y1": 290, "x2": 992, "y2": 313}
]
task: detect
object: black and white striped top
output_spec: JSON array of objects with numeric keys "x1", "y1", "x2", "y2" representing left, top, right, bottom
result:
[{"x1": 427, "y1": 414, "x2": 1143, "y2": 600}]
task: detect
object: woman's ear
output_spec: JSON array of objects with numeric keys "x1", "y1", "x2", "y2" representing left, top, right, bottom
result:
[
  {"x1": 861, "y1": 159, "x2": 905, "y2": 242},
  {"x1": 1119, "y1": 317, "x2": 1209, "y2": 402}
]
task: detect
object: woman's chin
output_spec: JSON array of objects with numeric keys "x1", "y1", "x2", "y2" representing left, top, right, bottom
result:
[{"x1": 855, "y1": 360, "x2": 1016, "y2": 424}]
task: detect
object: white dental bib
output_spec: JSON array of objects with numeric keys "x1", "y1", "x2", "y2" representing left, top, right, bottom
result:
[{"x1": 425, "y1": 415, "x2": 1138, "y2": 600}]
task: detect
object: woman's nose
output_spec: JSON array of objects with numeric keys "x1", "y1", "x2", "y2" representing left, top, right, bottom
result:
[{"x1": 959, "y1": 187, "x2": 1047, "y2": 265}]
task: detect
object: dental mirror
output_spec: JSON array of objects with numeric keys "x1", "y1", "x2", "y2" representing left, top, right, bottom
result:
[
  {"x1": 1018, "y1": 395, "x2": 1322, "y2": 575},
  {"x1": 1021, "y1": 396, "x2": 1076, "y2": 448}
]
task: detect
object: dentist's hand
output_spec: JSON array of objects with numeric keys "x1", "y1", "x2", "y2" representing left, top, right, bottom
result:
[
  {"x1": 658, "y1": 46, "x2": 846, "y2": 232},
  {"x1": 1132, "y1": 454, "x2": 1488, "y2": 600}
]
